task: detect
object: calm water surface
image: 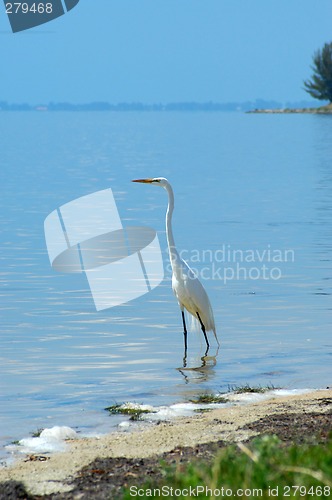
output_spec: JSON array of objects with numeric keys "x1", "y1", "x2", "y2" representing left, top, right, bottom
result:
[{"x1": 0, "y1": 111, "x2": 331, "y2": 455}]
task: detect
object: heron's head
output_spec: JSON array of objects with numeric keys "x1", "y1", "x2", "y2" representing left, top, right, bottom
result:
[{"x1": 132, "y1": 177, "x2": 169, "y2": 188}]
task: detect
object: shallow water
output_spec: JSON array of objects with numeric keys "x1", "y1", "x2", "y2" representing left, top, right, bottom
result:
[{"x1": 0, "y1": 111, "x2": 331, "y2": 458}]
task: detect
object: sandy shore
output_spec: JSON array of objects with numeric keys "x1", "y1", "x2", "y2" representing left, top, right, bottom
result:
[{"x1": 0, "y1": 388, "x2": 331, "y2": 496}]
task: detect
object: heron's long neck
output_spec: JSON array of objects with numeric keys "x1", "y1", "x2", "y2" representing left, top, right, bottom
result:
[{"x1": 165, "y1": 183, "x2": 179, "y2": 266}]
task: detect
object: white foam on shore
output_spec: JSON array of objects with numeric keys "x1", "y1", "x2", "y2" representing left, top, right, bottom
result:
[
  {"x1": 116, "y1": 388, "x2": 313, "y2": 427},
  {"x1": 5, "y1": 426, "x2": 78, "y2": 457},
  {"x1": 2, "y1": 388, "x2": 316, "y2": 461},
  {"x1": 225, "y1": 388, "x2": 311, "y2": 404}
]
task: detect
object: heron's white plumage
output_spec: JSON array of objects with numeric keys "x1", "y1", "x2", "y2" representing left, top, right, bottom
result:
[{"x1": 171, "y1": 257, "x2": 216, "y2": 336}]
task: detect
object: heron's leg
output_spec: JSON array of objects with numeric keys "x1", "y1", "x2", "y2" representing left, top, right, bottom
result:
[
  {"x1": 196, "y1": 311, "x2": 210, "y2": 349},
  {"x1": 181, "y1": 310, "x2": 188, "y2": 352},
  {"x1": 182, "y1": 351, "x2": 187, "y2": 368}
]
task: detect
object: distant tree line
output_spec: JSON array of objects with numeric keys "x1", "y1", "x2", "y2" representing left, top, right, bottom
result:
[{"x1": 0, "y1": 99, "x2": 317, "y2": 112}]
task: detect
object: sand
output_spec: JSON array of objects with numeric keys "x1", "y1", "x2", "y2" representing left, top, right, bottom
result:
[{"x1": 0, "y1": 388, "x2": 331, "y2": 496}]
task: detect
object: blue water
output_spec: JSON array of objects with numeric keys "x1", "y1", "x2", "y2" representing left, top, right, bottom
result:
[{"x1": 0, "y1": 111, "x2": 331, "y2": 456}]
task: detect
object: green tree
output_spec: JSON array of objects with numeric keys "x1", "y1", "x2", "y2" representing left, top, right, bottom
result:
[{"x1": 304, "y1": 42, "x2": 332, "y2": 102}]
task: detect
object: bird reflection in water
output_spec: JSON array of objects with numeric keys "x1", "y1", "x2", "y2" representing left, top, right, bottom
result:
[{"x1": 177, "y1": 346, "x2": 219, "y2": 384}]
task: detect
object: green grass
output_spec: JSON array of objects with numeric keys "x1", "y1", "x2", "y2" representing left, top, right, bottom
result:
[
  {"x1": 30, "y1": 428, "x2": 44, "y2": 438},
  {"x1": 188, "y1": 393, "x2": 228, "y2": 404},
  {"x1": 189, "y1": 385, "x2": 279, "y2": 405},
  {"x1": 105, "y1": 402, "x2": 154, "y2": 421},
  {"x1": 122, "y1": 435, "x2": 332, "y2": 499},
  {"x1": 228, "y1": 383, "x2": 279, "y2": 394}
]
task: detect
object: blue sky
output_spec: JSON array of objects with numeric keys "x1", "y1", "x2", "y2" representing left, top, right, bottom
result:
[{"x1": 1, "y1": 0, "x2": 332, "y2": 104}]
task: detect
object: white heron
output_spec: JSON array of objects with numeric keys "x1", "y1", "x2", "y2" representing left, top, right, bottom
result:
[{"x1": 132, "y1": 177, "x2": 220, "y2": 352}]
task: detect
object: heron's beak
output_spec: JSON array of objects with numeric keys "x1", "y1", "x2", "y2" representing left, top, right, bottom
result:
[{"x1": 132, "y1": 178, "x2": 154, "y2": 183}]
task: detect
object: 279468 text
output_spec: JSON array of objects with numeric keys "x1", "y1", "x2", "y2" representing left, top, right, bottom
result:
[{"x1": 5, "y1": 2, "x2": 53, "y2": 14}]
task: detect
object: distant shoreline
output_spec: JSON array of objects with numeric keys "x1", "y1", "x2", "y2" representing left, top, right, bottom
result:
[
  {"x1": 248, "y1": 103, "x2": 332, "y2": 114},
  {"x1": 0, "y1": 100, "x2": 322, "y2": 113}
]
